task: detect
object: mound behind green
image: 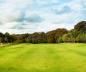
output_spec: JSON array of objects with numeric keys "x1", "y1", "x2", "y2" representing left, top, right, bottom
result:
[{"x1": 0, "y1": 43, "x2": 86, "y2": 72}]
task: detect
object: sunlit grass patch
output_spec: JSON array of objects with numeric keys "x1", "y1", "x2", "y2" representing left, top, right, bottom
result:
[{"x1": 0, "y1": 43, "x2": 86, "y2": 72}]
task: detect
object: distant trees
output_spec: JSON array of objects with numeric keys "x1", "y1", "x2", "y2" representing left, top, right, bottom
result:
[
  {"x1": 4, "y1": 32, "x2": 11, "y2": 43},
  {"x1": 76, "y1": 33, "x2": 86, "y2": 43},
  {"x1": 0, "y1": 21, "x2": 86, "y2": 44},
  {"x1": 55, "y1": 29, "x2": 68, "y2": 43},
  {"x1": 26, "y1": 32, "x2": 47, "y2": 44},
  {"x1": 46, "y1": 29, "x2": 68, "y2": 43},
  {"x1": 62, "y1": 21, "x2": 86, "y2": 43},
  {"x1": 46, "y1": 30, "x2": 56, "y2": 43},
  {"x1": 62, "y1": 29, "x2": 79, "y2": 43},
  {"x1": 74, "y1": 21, "x2": 86, "y2": 33},
  {"x1": 0, "y1": 33, "x2": 4, "y2": 43},
  {"x1": 13, "y1": 34, "x2": 29, "y2": 43},
  {"x1": 38, "y1": 32, "x2": 47, "y2": 43}
]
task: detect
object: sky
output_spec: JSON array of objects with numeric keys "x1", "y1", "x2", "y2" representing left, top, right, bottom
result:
[{"x1": 0, "y1": 0, "x2": 86, "y2": 34}]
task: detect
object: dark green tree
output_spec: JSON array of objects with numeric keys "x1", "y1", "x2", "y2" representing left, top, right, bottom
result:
[{"x1": 74, "y1": 21, "x2": 86, "y2": 33}]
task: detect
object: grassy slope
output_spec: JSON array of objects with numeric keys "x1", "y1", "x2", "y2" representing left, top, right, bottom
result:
[{"x1": 0, "y1": 43, "x2": 86, "y2": 72}]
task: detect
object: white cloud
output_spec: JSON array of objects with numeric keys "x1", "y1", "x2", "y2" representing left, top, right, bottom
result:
[{"x1": 0, "y1": 0, "x2": 86, "y2": 34}]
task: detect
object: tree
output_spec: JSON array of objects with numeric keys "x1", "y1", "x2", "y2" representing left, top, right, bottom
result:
[
  {"x1": 55, "y1": 28, "x2": 68, "y2": 43},
  {"x1": 74, "y1": 21, "x2": 86, "y2": 33},
  {"x1": 62, "y1": 33, "x2": 72, "y2": 42},
  {"x1": 4, "y1": 32, "x2": 10, "y2": 43},
  {"x1": 0, "y1": 32, "x2": 4, "y2": 43},
  {"x1": 46, "y1": 30, "x2": 56, "y2": 43},
  {"x1": 0, "y1": 21, "x2": 86, "y2": 44},
  {"x1": 76, "y1": 33, "x2": 86, "y2": 43},
  {"x1": 62, "y1": 29, "x2": 80, "y2": 43},
  {"x1": 31, "y1": 32, "x2": 40, "y2": 44},
  {"x1": 37, "y1": 32, "x2": 47, "y2": 43},
  {"x1": 25, "y1": 34, "x2": 32, "y2": 43}
]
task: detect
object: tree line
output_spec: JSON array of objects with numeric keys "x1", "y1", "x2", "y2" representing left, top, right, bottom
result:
[{"x1": 0, "y1": 21, "x2": 86, "y2": 44}]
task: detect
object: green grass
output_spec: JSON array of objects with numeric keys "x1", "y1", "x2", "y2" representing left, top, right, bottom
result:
[{"x1": 0, "y1": 43, "x2": 86, "y2": 72}]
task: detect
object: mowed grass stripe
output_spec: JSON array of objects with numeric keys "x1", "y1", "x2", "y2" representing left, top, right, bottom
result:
[
  {"x1": 0, "y1": 44, "x2": 37, "y2": 64},
  {"x1": 0, "y1": 44, "x2": 86, "y2": 72},
  {"x1": 53, "y1": 44, "x2": 86, "y2": 72}
]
